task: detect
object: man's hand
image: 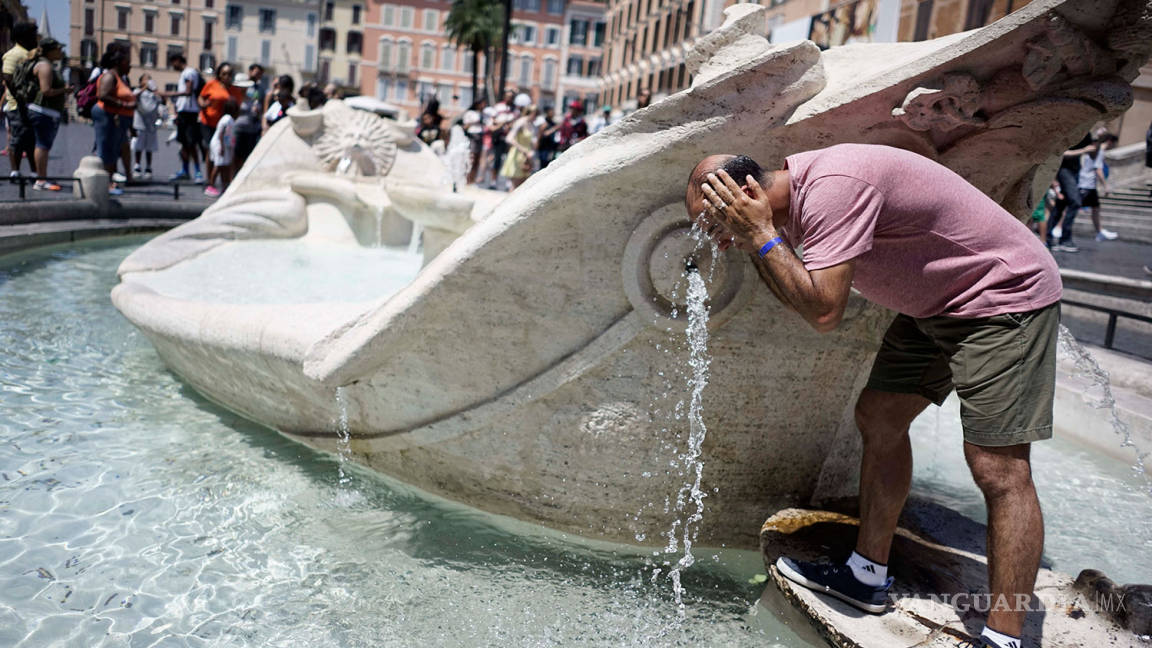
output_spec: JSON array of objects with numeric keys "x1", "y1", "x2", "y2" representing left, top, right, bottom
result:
[{"x1": 699, "y1": 169, "x2": 777, "y2": 253}]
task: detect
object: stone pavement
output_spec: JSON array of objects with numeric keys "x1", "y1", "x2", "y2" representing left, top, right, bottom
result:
[
  {"x1": 0, "y1": 121, "x2": 215, "y2": 208},
  {"x1": 1051, "y1": 234, "x2": 1152, "y2": 283}
]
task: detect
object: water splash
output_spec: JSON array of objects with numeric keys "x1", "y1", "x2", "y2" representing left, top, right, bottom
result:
[
  {"x1": 1056, "y1": 326, "x2": 1152, "y2": 493},
  {"x1": 407, "y1": 223, "x2": 424, "y2": 256},
  {"x1": 334, "y1": 386, "x2": 353, "y2": 486},
  {"x1": 665, "y1": 267, "x2": 712, "y2": 612}
]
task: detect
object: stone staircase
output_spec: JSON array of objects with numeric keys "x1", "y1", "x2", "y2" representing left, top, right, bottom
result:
[{"x1": 1074, "y1": 178, "x2": 1152, "y2": 243}]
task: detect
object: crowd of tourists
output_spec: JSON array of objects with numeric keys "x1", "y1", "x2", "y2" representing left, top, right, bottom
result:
[
  {"x1": 82, "y1": 42, "x2": 297, "y2": 197},
  {"x1": 415, "y1": 87, "x2": 652, "y2": 191},
  {"x1": 1, "y1": 21, "x2": 325, "y2": 197},
  {"x1": 1, "y1": 22, "x2": 71, "y2": 192}
]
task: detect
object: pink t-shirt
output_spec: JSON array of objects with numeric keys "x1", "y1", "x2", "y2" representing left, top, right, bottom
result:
[{"x1": 782, "y1": 144, "x2": 1061, "y2": 319}]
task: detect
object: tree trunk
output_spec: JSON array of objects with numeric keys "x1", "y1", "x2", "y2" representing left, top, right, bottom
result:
[
  {"x1": 471, "y1": 48, "x2": 480, "y2": 105},
  {"x1": 499, "y1": 0, "x2": 512, "y2": 98}
]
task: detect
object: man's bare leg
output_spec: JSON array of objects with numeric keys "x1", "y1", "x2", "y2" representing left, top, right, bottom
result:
[
  {"x1": 854, "y1": 388, "x2": 931, "y2": 563},
  {"x1": 965, "y1": 441, "x2": 1043, "y2": 639}
]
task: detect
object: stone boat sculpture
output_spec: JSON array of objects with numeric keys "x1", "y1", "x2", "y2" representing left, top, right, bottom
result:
[{"x1": 113, "y1": 0, "x2": 1152, "y2": 548}]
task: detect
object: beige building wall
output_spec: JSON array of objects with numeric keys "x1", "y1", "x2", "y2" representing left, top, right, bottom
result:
[
  {"x1": 557, "y1": 0, "x2": 606, "y2": 110},
  {"x1": 221, "y1": 0, "x2": 319, "y2": 83},
  {"x1": 71, "y1": 0, "x2": 225, "y2": 91},
  {"x1": 600, "y1": 0, "x2": 729, "y2": 108},
  {"x1": 317, "y1": 0, "x2": 367, "y2": 91}
]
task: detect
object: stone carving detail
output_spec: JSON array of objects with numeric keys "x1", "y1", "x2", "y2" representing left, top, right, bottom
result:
[
  {"x1": 1023, "y1": 14, "x2": 1109, "y2": 90},
  {"x1": 312, "y1": 107, "x2": 408, "y2": 177},
  {"x1": 892, "y1": 73, "x2": 986, "y2": 132},
  {"x1": 1108, "y1": 0, "x2": 1152, "y2": 59}
]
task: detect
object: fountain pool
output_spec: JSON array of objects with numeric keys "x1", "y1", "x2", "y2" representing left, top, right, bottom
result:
[
  {"x1": 3, "y1": 236, "x2": 1150, "y2": 647},
  {"x1": 123, "y1": 239, "x2": 424, "y2": 305},
  {"x1": 0, "y1": 237, "x2": 814, "y2": 647}
]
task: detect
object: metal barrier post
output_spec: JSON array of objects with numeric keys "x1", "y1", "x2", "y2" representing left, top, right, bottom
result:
[
  {"x1": 1105, "y1": 314, "x2": 1118, "y2": 349},
  {"x1": 18, "y1": 175, "x2": 26, "y2": 200}
]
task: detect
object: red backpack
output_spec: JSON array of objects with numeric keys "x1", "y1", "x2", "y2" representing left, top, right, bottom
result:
[{"x1": 75, "y1": 73, "x2": 100, "y2": 119}]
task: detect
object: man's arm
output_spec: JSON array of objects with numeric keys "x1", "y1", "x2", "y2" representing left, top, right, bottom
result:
[{"x1": 702, "y1": 169, "x2": 856, "y2": 332}]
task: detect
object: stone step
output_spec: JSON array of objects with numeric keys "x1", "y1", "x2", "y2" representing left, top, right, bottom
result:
[{"x1": 759, "y1": 507, "x2": 1150, "y2": 648}]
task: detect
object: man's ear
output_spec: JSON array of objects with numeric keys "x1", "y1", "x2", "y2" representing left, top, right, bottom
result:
[{"x1": 742, "y1": 185, "x2": 755, "y2": 198}]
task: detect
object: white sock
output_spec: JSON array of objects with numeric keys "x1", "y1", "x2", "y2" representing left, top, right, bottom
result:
[
  {"x1": 845, "y1": 550, "x2": 887, "y2": 587},
  {"x1": 981, "y1": 626, "x2": 1022, "y2": 648}
]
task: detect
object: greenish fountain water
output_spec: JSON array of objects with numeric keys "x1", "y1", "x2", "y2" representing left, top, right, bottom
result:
[{"x1": 0, "y1": 237, "x2": 812, "y2": 648}]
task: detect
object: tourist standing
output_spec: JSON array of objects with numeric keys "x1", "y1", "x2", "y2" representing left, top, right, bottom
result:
[
  {"x1": 589, "y1": 105, "x2": 611, "y2": 134},
  {"x1": 557, "y1": 100, "x2": 588, "y2": 153},
  {"x1": 264, "y1": 76, "x2": 295, "y2": 130},
  {"x1": 164, "y1": 54, "x2": 204, "y2": 183},
  {"x1": 93, "y1": 46, "x2": 135, "y2": 195},
  {"x1": 499, "y1": 105, "x2": 538, "y2": 190},
  {"x1": 1078, "y1": 132, "x2": 1120, "y2": 242},
  {"x1": 234, "y1": 63, "x2": 266, "y2": 169},
  {"x1": 2, "y1": 21, "x2": 38, "y2": 178},
  {"x1": 463, "y1": 100, "x2": 485, "y2": 185},
  {"x1": 197, "y1": 63, "x2": 243, "y2": 194},
  {"x1": 1048, "y1": 133, "x2": 1094, "y2": 252},
  {"x1": 132, "y1": 74, "x2": 161, "y2": 180},
  {"x1": 27, "y1": 38, "x2": 72, "y2": 191},
  {"x1": 534, "y1": 105, "x2": 559, "y2": 170},
  {"x1": 205, "y1": 99, "x2": 238, "y2": 197},
  {"x1": 417, "y1": 111, "x2": 443, "y2": 146}
]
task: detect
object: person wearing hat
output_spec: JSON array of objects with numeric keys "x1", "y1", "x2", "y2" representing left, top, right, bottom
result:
[
  {"x1": 590, "y1": 104, "x2": 612, "y2": 135},
  {"x1": 557, "y1": 99, "x2": 587, "y2": 152},
  {"x1": 28, "y1": 37, "x2": 74, "y2": 191}
]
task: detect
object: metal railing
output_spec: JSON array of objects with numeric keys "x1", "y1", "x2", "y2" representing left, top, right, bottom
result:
[
  {"x1": 8, "y1": 174, "x2": 183, "y2": 200},
  {"x1": 1062, "y1": 298, "x2": 1152, "y2": 354}
]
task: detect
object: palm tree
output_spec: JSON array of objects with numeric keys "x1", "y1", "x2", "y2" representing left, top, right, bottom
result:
[{"x1": 445, "y1": 0, "x2": 504, "y2": 105}]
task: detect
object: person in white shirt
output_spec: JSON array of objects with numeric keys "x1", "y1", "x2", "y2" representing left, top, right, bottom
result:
[
  {"x1": 589, "y1": 105, "x2": 612, "y2": 134},
  {"x1": 1077, "y1": 132, "x2": 1119, "y2": 242},
  {"x1": 205, "y1": 99, "x2": 238, "y2": 197},
  {"x1": 161, "y1": 53, "x2": 204, "y2": 183}
]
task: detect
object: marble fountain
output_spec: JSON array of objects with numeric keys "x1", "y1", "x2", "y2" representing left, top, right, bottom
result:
[{"x1": 112, "y1": 0, "x2": 1152, "y2": 557}]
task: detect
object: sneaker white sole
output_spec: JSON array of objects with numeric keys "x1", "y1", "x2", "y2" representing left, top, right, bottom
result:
[{"x1": 774, "y1": 557, "x2": 889, "y2": 614}]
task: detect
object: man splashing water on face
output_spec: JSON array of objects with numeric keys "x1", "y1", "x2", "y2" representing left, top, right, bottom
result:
[{"x1": 685, "y1": 144, "x2": 1062, "y2": 648}]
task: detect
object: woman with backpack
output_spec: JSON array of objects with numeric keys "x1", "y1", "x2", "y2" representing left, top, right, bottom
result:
[
  {"x1": 26, "y1": 38, "x2": 73, "y2": 191},
  {"x1": 93, "y1": 44, "x2": 135, "y2": 195}
]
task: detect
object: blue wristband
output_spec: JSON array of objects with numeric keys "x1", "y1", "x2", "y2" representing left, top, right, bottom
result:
[{"x1": 758, "y1": 236, "x2": 783, "y2": 258}]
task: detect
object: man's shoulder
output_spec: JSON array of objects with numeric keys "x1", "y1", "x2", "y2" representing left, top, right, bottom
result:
[{"x1": 1, "y1": 45, "x2": 28, "y2": 71}]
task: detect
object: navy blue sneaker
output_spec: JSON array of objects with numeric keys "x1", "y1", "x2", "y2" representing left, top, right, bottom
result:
[{"x1": 775, "y1": 556, "x2": 892, "y2": 613}]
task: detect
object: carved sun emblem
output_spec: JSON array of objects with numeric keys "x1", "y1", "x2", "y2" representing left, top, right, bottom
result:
[{"x1": 312, "y1": 108, "x2": 402, "y2": 177}]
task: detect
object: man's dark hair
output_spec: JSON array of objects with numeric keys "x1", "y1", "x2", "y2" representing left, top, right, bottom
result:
[
  {"x1": 722, "y1": 155, "x2": 766, "y2": 186},
  {"x1": 249, "y1": 63, "x2": 264, "y2": 73},
  {"x1": 168, "y1": 52, "x2": 186, "y2": 65},
  {"x1": 12, "y1": 22, "x2": 37, "y2": 49},
  {"x1": 276, "y1": 74, "x2": 295, "y2": 94}
]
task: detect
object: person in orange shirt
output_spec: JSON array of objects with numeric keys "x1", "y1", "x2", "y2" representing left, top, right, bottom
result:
[{"x1": 198, "y1": 63, "x2": 243, "y2": 190}]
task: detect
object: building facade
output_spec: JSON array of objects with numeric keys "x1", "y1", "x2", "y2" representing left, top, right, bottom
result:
[
  {"x1": 556, "y1": 0, "x2": 606, "y2": 110},
  {"x1": 71, "y1": 0, "x2": 225, "y2": 91},
  {"x1": 600, "y1": 0, "x2": 728, "y2": 109},
  {"x1": 315, "y1": 0, "x2": 367, "y2": 91},
  {"x1": 221, "y1": 1, "x2": 320, "y2": 83},
  {"x1": 360, "y1": 0, "x2": 569, "y2": 115}
]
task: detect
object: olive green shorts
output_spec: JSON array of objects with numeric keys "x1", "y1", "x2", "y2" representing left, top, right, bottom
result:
[{"x1": 865, "y1": 302, "x2": 1060, "y2": 447}]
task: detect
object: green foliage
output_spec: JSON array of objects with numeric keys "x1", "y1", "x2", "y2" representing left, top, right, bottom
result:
[{"x1": 444, "y1": 0, "x2": 504, "y2": 53}]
